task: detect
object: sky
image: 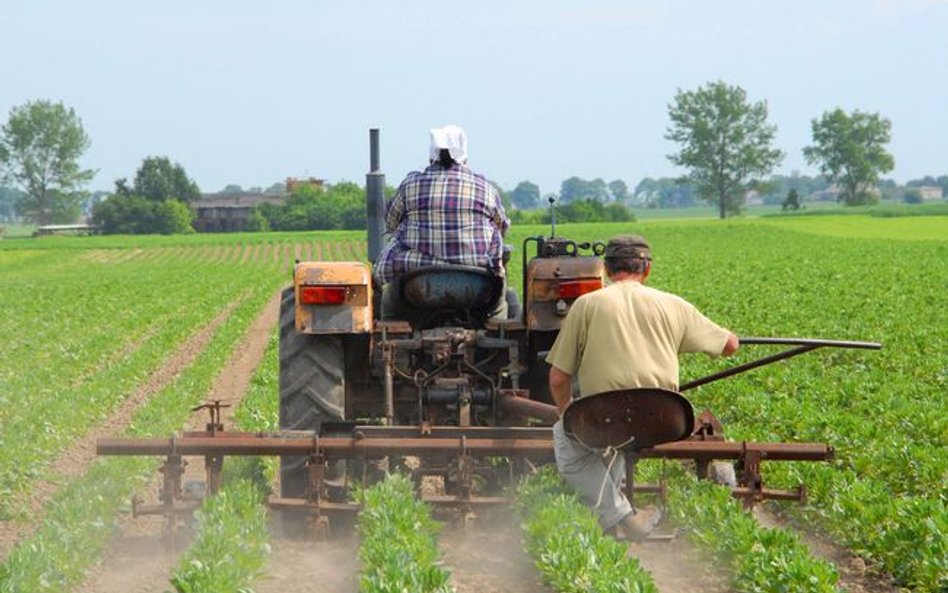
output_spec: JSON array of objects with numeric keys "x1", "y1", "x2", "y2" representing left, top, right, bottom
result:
[{"x1": 1, "y1": 0, "x2": 946, "y2": 197}]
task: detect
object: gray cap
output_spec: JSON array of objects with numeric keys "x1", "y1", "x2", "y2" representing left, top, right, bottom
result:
[{"x1": 604, "y1": 234, "x2": 651, "y2": 259}]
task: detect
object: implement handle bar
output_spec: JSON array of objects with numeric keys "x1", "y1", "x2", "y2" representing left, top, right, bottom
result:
[
  {"x1": 680, "y1": 336, "x2": 882, "y2": 392},
  {"x1": 736, "y1": 337, "x2": 882, "y2": 349}
]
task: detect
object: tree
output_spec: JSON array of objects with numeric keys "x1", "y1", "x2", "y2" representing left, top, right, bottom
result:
[
  {"x1": 781, "y1": 189, "x2": 802, "y2": 211},
  {"x1": 91, "y1": 156, "x2": 199, "y2": 234},
  {"x1": 259, "y1": 181, "x2": 367, "y2": 231},
  {"x1": 666, "y1": 81, "x2": 784, "y2": 218},
  {"x1": 91, "y1": 194, "x2": 194, "y2": 234},
  {"x1": 220, "y1": 184, "x2": 243, "y2": 195},
  {"x1": 632, "y1": 177, "x2": 698, "y2": 208},
  {"x1": 0, "y1": 186, "x2": 25, "y2": 221},
  {"x1": 559, "y1": 177, "x2": 610, "y2": 203},
  {"x1": 129, "y1": 156, "x2": 200, "y2": 203},
  {"x1": 903, "y1": 189, "x2": 923, "y2": 204},
  {"x1": 509, "y1": 180, "x2": 540, "y2": 209},
  {"x1": 803, "y1": 109, "x2": 894, "y2": 206},
  {"x1": 0, "y1": 100, "x2": 95, "y2": 225},
  {"x1": 608, "y1": 179, "x2": 630, "y2": 203},
  {"x1": 264, "y1": 182, "x2": 286, "y2": 194}
]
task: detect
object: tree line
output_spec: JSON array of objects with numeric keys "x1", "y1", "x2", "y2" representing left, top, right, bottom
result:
[{"x1": 1, "y1": 87, "x2": 942, "y2": 232}]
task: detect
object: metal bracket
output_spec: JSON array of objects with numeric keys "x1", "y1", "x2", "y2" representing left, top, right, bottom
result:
[{"x1": 192, "y1": 400, "x2": 231, "y2": 435}]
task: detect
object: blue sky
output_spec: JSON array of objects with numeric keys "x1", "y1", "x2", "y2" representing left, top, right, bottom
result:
[{"x1": 2, "y1": 1, "x2": 946, "y2": 196}]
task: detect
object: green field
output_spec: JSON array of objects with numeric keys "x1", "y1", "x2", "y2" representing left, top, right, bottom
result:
[{"x1": 0, "y1": 215, "x2": 944, "y2": 592}]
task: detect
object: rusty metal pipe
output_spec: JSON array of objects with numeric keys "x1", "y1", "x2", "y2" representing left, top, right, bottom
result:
[
  {"x1": 97, "y1": 435, "x2": 556, "y2": 457},
  {"x1": 497, "y1": 393, "x2": 559, "y2": 424},
  {"x1": 98, "y1": 433, "x2": 831, "y2": 462},
  {"x1": 643, "y1": 440, "x2": 833, "y2": 461}
]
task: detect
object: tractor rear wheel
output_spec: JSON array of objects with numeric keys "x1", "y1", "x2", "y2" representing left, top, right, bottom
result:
[{"x1": 278, "y1": 287, "x2": 346, "y2": 499}]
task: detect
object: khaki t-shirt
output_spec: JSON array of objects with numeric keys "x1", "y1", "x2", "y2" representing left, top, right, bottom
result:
[{"x1": 546, "y1": 280, "x2": 730, "y2": 396}]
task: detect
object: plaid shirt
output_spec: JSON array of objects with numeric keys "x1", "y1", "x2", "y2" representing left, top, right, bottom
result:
[{"x1": 374, "y1": 163, "x2": 509, "y2": 285}]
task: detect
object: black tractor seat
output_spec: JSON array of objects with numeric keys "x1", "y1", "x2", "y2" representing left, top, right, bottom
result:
[{"x1": 397, "y1": 265, "x2": 505, "y2": 326}]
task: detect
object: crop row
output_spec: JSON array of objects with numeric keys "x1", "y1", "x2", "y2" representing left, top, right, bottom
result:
[
  {"x1": 358, "y1": 474, "x2": 454, "y2": 593},
  {"x1": 169, "y1": 332, "x2": 280, "y2": 593},
  {"x1": 516, "y1": 468, "x2": 657, "y2": 593},
  {"x1": 0, "y1": 275, "x2": 281, "y2": 591},
  {"x1": 0, "y1": 237, "x2": 369, "y2": 519},
  {"x1": 644, "y1": 222, "x2": 946, "y2": 591},
  {"x1": 0, "y1": 252, "x2": 267, "y2": 517},
  {"x1": 663, "y1": 467, "x2": 840, "y2": 593}
]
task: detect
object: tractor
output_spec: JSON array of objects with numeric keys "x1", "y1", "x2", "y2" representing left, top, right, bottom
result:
[{"x1": 98, "y1": 129, "x2": 880, "y2": 537}]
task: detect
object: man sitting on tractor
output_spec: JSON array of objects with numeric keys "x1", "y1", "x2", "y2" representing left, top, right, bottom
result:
[
  {"x1": 374, "y1": 125, "x2": 510, "y2": 319},
  {"x1": 546, "y1": 234, "x2": 740, "y2": 540}
]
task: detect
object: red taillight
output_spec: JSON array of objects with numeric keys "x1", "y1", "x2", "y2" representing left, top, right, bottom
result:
[
  {"x1": 300, "y1": 285, "x2": 347, "y2": 306},
  {"x1": 558, "y1": 279, "x2": 603, "y2": 299}
]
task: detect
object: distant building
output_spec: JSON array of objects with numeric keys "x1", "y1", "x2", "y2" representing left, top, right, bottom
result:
[
  {"x1": 914, "y1": 185, "x2": 944, "y2": 201},
  {"x1": 810, "y1": 187, "x2": 841, "y2": 202},
  {"x1": 193, "y1": 177, "x2": 326, "y2": 232},
  {"x1": 192, "y1": 193, "x2": 284, "y2": 232},
  {"x1": 285, "y1": 177, "x2": 325, "y2": 193}
]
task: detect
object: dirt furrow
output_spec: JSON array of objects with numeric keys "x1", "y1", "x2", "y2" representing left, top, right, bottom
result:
[
  {"x1": 627, "y1": 536, "x2": 733, "y2": 593},
  {"x1": 74, "y1": 290, "x2": 280, "y2": 593},
  {"x1": 0, "y1": 300, "x2": 241, "y2": 563},
  {"x1": 440, "y1": 525, "x2": 550, "y2": 593},
  {"x1": 255, "y1": 537, "x2": 360, "y2": 593}
]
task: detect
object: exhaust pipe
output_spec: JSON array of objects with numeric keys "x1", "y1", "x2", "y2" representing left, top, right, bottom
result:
[{"x1": 366, "y1": 128, "x2": 386, "y2": 263}]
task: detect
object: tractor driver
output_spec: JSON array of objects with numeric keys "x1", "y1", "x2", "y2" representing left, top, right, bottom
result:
[
  {"x1": 545, "y1": 234, "x2": 740, "y2": 540},
  {"x1": 374, "y1": 125, "x2": 510, "y2": 319}
]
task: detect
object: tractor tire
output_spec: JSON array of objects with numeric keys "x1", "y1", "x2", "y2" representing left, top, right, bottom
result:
[{"x1": 278, "y1": 287, "x2": 345, "y2": 499}]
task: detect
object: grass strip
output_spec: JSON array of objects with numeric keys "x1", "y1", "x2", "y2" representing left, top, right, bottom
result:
[
  {"x1": 357, "y1": 474, "x2": 454, "y2": 593},
  {"x1": 516, "y1": 468, "x2": 657, "y2": 593},
  {"x1": 0, "y1": 274, "x2": 279, "y2": 593}
]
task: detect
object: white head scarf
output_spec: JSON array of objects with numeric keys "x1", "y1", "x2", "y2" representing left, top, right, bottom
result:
[{"x1": 429, "y1": 125, "x2": 468, "y2": 164}]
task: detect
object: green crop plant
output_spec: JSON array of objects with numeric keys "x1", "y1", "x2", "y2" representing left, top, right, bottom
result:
[
  {"x1": 0, "y1": 248, "x2": 279, "y2": 518},
  {"x1": 516, "y1": 468, "x2": 658, "y2": 593},
  {"x1": 357, "y1": 474, "x2": 454, "y2": 593},
  {"x1": 168, "y1": 331, "x2": 280, "y2": 593},
  {"x1": 0, "y1": 273, "x2": 281, "y2": 592},
  {"x1": 666, "y1": 469, "x2": 839, "y2": 593},
  {"x1": 646, "y1": 220, "x2": 946, "y2": 591},
  {"x1": 168, "y1": 480, "x2": 269, "y2": 593}
]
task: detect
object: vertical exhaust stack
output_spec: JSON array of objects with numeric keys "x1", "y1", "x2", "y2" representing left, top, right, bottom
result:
[{"x1": 366, "y1": 128, "x2": 386, "y2": 264}]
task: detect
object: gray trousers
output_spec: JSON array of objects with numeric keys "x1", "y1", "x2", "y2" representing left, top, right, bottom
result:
[{"x1": 553, "y1": 419, "x2": 633, "y2": 529}]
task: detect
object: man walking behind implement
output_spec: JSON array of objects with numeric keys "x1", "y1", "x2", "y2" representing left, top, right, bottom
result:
[
  {"x1": 546, "y1": 234, "x2": 739, "y2": 540},
  {"x1": 374, "y1": 124, "x2": 509, "y2": 318}
]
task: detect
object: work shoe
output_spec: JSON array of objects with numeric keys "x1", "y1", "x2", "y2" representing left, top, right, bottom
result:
[{"x1": 617, "y1": 506, "x2": 664, "y2": 541}]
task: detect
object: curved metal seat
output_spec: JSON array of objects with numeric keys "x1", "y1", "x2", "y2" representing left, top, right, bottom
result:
[{"x1": 562, "y1": 387, "x2": 694, "y2": 450}]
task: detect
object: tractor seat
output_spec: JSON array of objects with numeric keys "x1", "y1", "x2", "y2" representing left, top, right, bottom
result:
[
  {"x1": 398, "y1": 265, "x2": 504, "y2": 318},
  {"x1": 562, "y1": 388, "x2": 695, "y2": 450}
]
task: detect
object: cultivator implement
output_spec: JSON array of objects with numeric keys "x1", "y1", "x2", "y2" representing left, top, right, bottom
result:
[
  {"x1": 96, "y1": 411, "x2": 831, "y2": 536},
  {"x1": 97, "y1": 336, "x2": 879, "y2": 537}
]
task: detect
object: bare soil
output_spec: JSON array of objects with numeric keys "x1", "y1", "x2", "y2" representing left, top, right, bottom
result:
[
  {"x1": 627, "y1": 536, "x2": 733, "y2": 593},
  {"x1": 255, "y1": 536, "x2": 360, "y2": 593},
  {"x1": 74, "y1": 290, "x2": 280, "y2": 593},
  {"x1": 440, "y1": 523, "x2": 550, "y2": 593}
]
